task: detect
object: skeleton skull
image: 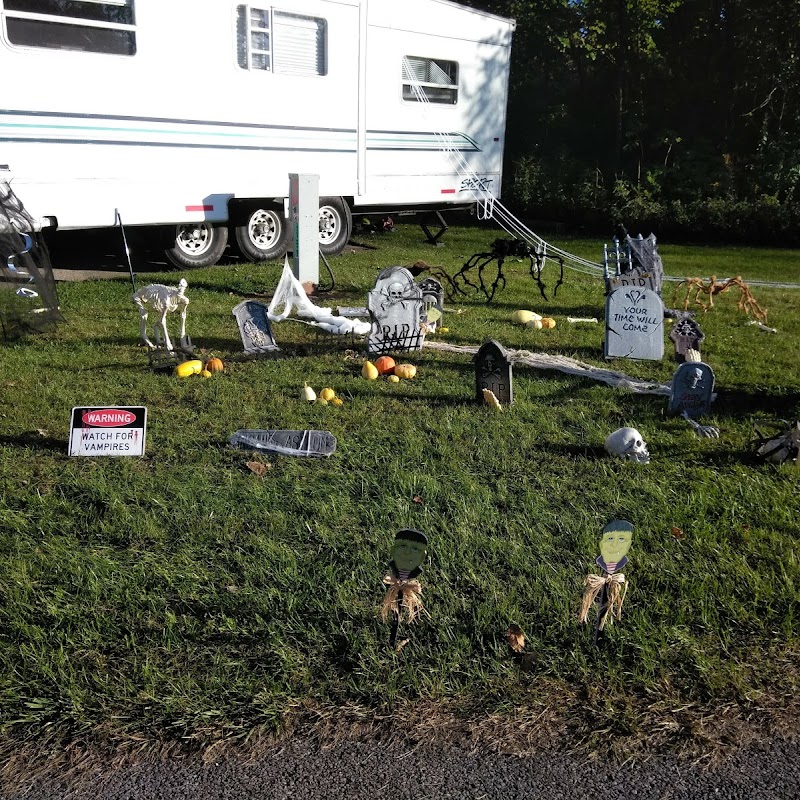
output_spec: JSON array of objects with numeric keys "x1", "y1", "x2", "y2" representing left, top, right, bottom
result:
[
  {"x1": 604, "y1": 427, "x2": 650, "y2": 464},
  {"x1": 684, "y1": 367, "x2": 704, "y2": 390},
  {"x1": 388, "y1": 282, "x2": 405, "y2": 301}
]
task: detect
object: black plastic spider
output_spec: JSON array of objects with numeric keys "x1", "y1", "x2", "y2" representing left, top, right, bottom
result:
[{"x1": 450, "y1": 237, "x2": 564, "y2": 303}]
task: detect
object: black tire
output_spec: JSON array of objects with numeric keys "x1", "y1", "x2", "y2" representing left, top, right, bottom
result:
[
  {"x1": 233, "y1": 205, "x2": 290, "y2": 262},
  {"x1": 164, "y1": 222, "x2": 228, "y2": 269},
  {"x1": 318, "y1": 196, "x2": 352, "y2": 255}
]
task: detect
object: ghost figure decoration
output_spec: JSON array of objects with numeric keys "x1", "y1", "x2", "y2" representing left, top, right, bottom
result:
[{"x1": 604, "y1": 427, "x2": 650, "y2": 464}]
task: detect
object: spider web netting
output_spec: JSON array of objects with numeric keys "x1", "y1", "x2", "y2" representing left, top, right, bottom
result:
[
  {"x1": 267, "y1": 256, "x2": 370, "y2": 335},
  {"x1": 0, "y1": 178, "x2": 63, "y2": 341},
  {"x1": 625, "y1": 233, "x2": 664, "y2": 287}
]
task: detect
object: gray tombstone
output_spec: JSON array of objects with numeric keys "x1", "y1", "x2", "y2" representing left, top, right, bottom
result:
[
  {"x1": 668, "y1": 362, "x2": 715, "y2": 418},
  {"x1": 669, "y1": 315, "x2": 705, "y2": 363},
  {"x1": 604, "y1": 286, "x2": 665, "y2": 360},
  {"x1": 418, "y1": 277, "x2": 444, "y2": 332},
  {"x1": 474, "y1": 340, "x2": 513, "y2": 406},
  {"x1": 232, "y1": 300, "x2": 279, "y2": 355},
  {"x1": 367, "y1": 266, "x2": 425, "y2": 355}
]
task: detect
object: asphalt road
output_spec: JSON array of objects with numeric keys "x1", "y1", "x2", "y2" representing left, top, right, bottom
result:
[{"x1": 5, "y1": 736, "x2": 800, "y2": 800}]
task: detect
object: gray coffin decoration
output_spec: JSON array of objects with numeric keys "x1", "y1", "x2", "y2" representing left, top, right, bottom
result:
[
  {"x1": 229, "y1": 429, "x2": 337, "y2": 457},
  {"x1": 418, "y1": 276, "x2": 444, "y2": 332},
  {"x1": 474, "y1": 339, "x2": 513, "y2": 406},
  {"x1": 669, "y1": 315, "x2": 705, "y2": 363},
  {"x1": 668, "y1": 362, "x2": 715, "y2": 418},
  {"x1": 604, "y1": 286, "x2": 664, "y2": 360},
  {"x1": 367, "y1": 266, "x2": 425, "y2": 355},
  {"x1": 232, "y1": 300, "x2": 279, "y2": 354}
]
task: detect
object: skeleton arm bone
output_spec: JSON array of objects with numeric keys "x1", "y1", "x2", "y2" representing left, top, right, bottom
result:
[{"x1": 681, "y1": 410, "x2": 719, "y2": 438}]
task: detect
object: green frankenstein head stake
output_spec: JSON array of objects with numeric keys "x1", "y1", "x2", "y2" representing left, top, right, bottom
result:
[
  {"x1": 597, "y1": 519, "x2": 633, "y2": 574},
  {"x1": 381, "y1": 529, "x2": 430, "y2": 631},
  {"x1": 390, "y1": 528, "x2": 428, "y2": 578},
  {"x1": 579, "y1": 519, "x2": 634, "y2": 634}
]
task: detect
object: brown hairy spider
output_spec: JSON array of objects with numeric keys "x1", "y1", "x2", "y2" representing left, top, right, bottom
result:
[{"x1": 676, "y1": 275, "x2": 768, "y2": 322}]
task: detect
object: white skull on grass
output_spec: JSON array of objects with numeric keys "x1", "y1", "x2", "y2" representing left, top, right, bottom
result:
[{"x1": 604, "y1": 427, "x2": 650, "y2": 464}]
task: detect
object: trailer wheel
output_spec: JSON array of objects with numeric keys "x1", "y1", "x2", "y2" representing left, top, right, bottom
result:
[
  {"x1": 234, "y1": 206, "x2": 289, "y2": 262},
  {"x1": 164, "y1": 222, "x2": 228, "y2": 269},
  {"x1": 318, "y1": 197, "x2": 352, "y2": 255}
]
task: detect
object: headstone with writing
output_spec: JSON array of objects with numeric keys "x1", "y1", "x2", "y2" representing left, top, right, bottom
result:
[
  {"x1": 367, "y1": 266, "x2": 425, "y2": 355},
  {"x1": 229, "y1": 429, "x2": 336, "y2": 457},
  {"x1": 668, "y1": 315, "x2": 705, "y2": 363},
  {"x1": 474, "y1": 340, "x2": 513, "y2": 406},
  {"x1": 604, "y1": 286, "x2": 665, "y2": 360},
  {"x1": 418, "y1": 277, "x2": 444, "y2": 332},
  {"x1": 668, "y1": 362, "x2": 715, "y2": 418},
  {"x1": 232, "y1": 300, "x2": 280, "y2": 355}
]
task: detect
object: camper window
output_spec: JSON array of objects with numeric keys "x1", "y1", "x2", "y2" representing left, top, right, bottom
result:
[
  {"x1": 402, "y1": 56, "x2": 458, "y2": 104},
  {"x1": 2, "y1": 0, "x2": 136, "y2": 55},
  {"x1": 236, "y1": 6, "x2": 327, "y2": 77}
]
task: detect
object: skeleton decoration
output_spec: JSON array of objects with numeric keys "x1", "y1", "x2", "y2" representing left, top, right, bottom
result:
[
  {"x1": 604, "y1": 427, "x2": 650, "y2": 464},
  {"x1": 367, "y1": 266, "x2": 426, "y2": 355},
  {"x1": 133, "y1": 278, "x2": 190, "y2": 352},
  {"x1": 754, "y1": 420, "x2": 800, "y2": 464},
  {"x1": 579, "y1": 519, "x2": 634, "y2": 644}
]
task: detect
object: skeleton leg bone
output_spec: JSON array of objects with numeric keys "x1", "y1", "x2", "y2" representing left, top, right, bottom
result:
[
  {"x1": 158, "y1": 309, "x2": 174, "y2": 352},
  {"x1": 138, "y1": 308, "x2": 156, "y2": 349}
]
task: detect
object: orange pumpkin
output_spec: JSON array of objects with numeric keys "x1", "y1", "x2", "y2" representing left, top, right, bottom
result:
[
  {"x1": 374, "y1": 355, "x2": 396, "y2": 375},
  {"x1": 205, "y1": 357, "x2": 224, "y2": 373}
]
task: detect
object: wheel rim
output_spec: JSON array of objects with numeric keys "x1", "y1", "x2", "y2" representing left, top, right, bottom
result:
[
  {"x1": 175, "y1": 223, "x2": 213, "y2": 256},
  {"x1": 318, "y1": 205, "x2": 342, "y2": 246},
  {"x1": 247, "y1": 209, "x2": 281, "y2": 250}
]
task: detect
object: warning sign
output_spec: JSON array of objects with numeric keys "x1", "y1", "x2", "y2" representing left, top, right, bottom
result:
[{"x1": 68, "y1": 406, "x2": 147, "y2": 457}]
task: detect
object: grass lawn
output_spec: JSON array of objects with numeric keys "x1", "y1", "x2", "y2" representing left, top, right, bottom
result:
[{"x1": 1, "y1": 221, "x2": 799, "y2": 764}]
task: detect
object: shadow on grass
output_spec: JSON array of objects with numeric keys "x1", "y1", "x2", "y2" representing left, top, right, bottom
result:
[
  {"x1": 0, "y1": 432, "x2": 65, "y2": 453},
  {"x1": 714, "y1": 388, "x2": 800, "y2": 420}
]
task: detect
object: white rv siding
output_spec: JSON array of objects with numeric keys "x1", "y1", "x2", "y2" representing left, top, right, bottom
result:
[{"x1": 0, "y1": 0, "x2": 514, "y2": 237}]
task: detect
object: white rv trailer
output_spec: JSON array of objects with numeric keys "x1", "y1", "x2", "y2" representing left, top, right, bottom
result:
[{"x1": 0, "y1": 0, "x2": 515, "y2": 268}]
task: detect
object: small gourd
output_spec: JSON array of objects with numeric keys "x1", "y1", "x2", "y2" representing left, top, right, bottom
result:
[
  {"x1": 301, "y1": 383, "x2": 317, "y2": 402},
  {"x1": 393, "y1": 364, "x2": 417, "y2": 379},
  {"x1": 527, "y1": 319, "x2": 543, "y2": 330},
  {"x1": 200, "y1": 369, "x2": 213, "y2": 379},
  {"x1": 205, "y1": 357, "x2": 224, "y2": 373},
  {"x1": 387, "y1": 374, "x2": 400, "y2": 383},
  {"x1": 319, "y1": 387, "x2": 336, "y2": 402},
  {"x1": 511, "y1": 310, "x2": 542, "y2": 326},
  {"x1": 362, "y1": 361, "x2": 379, "y2": 380},
  {"x1": 541, "y1": 317, "x2": 556, "y2": 329}
]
